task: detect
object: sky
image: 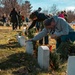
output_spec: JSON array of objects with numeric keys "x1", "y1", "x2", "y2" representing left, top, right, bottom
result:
[{"x1": 23, "y1": 0, "x2": 75, "y2": 11}]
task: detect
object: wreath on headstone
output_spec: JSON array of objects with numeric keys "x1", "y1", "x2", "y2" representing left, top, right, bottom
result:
[
  {"x1": 56, "y1": 40, "x2": 75, "y2": 61},
  {"x1": 27, "y1": 28, "x2": 36, "y2": 39},
  {"x1": 50, "y1": 40, "x2": 75, "y2": 70},
  {"x1": 50, "y1": 51, "x2": 60, "y2": 70}
]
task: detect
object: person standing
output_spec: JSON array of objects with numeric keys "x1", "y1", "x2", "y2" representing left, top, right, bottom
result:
[
  {"x1": 64, "y1": 10, "x2": 68, "y2": 21},
  {"x1": 2, "y1": 14, "x2": 6, "y2": 26},
  {"x1": 18, "y1": 11, "x2": 22, "y2": 29},
  {"x1": 10, "y1": 8, "x2": 18, "y2": 30},
  {"x1": 58, "y1": 11, "x2": 64, "y2": 19}
]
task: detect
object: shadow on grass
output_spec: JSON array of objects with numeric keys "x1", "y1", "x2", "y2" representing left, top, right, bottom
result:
[
  {"x1": 0, "y1": 52, "x2": 41, "y2": 75},
  {"x1": 0, "y1": 42, "x2": 21, "y2": 49}
]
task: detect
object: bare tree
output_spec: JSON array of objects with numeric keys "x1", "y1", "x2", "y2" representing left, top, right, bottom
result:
[
  {"x1": 43, "y1": 9, "x2": 48, "y2": 15},
  {"x1": 21, "y1": 0, "x2": 32, "y2": 17},
  {"x1": 67, "y1": 10, "x2": 75, "y2": 22},
  {"x1": 49, "y1": 4, "x2": 58, "y2": 15},
  {"x1": 17, "y1": 0, "x2": 23, "y2": 5},
  {"x1": 0, "y1": 0, "x2": 32, "y2": 18}
]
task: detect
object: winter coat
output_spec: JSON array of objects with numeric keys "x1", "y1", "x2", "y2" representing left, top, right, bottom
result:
[
  {"x1": 10, "y1": 10, "x2": 18, "y2": 23},
  {"x1": 28, "y1": 12, "x2": 49, "y2": 30}
]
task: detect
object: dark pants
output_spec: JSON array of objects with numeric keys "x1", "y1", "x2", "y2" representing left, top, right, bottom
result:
[
  {"x1": 36, "y1": 22, "x2": 40, "y2": 31},
  {"x1": 12, "y1": 22, "x2": 18, "y2": 30},
  {"x1": 18, "y1": 22, "x2": 21, "y2": 29},
  {"x1": 39, "y1": 22, "x2": 49, "y2": 45},
  {"x1": 39, "y1": 35, "x2": 48, "y2": 45},
  {"x1": 56, "y1": 32, "x2": 75, "y2": 48}
]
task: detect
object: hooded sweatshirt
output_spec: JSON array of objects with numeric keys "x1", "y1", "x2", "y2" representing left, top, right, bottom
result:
[{"x1": 32, "y1": 16, "x2": 74, "y2": 41}]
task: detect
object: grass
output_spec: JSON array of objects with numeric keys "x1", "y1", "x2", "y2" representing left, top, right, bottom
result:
[{"x1": 0, "y1": 26, "x2": 67, "y2": 75}]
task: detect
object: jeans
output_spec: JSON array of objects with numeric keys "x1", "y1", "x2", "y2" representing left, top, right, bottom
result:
[{"x1": 56, "y1": 32, "x2": 75, "y2": 48}]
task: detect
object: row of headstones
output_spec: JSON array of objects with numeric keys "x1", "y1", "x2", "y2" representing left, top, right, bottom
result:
[
  {"x1": 26, "y1": 41, "x2": 50, "y2": 70},
  {"x1": 16, "y1": 35, "x2": 50, "y2": 70},
  {"x1": 17, "y1": 35, "x2": 75, "y2": 75}
]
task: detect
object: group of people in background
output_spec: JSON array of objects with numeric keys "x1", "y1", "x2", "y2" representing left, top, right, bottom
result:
[
  {"x1": 57, "y1": 10, "x2": 67, "y2": 21},
  {"x1": 10, "y1": 8, "x2": 29, "y2": 30},
  {"x1": 0, "y1": 7, "x2": 68, "y2": 32},
  {"x1": 0, "y1": 8, "x2": 29, "y2": 30}
]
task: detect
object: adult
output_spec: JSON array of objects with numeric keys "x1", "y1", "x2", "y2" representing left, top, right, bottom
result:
[
  {"x1": 18, "y1": 11, "x2": 22, "y2": 29},
  {"x1": 35, "y1": 7, "x2": 42, "y2": 32},
  {"x1": 64, "y1": 10, "x2": 68, "y2": 21},
  {"x1": 10, "y1": 8, "x2": 18, "y2": 30},
  {"x1": 29, "y1": 16, "x2": 75, "y2": 48},
  {"x1": 36, "y1": 7, "x2": 42, "y2": 13},
  {"x1": 58, "y1": 11, "x2": 64, "y2": 19},
  {"x1": 28, "y1": 11, "x2": 49, "y2": 45},
  {"x1": 2, "y1": 14, "x2": 6, "y2": 26}
]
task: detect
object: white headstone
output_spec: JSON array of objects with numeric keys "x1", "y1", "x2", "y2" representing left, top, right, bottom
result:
[
  {"x1": 26, "y1": 41, "x2": 33, "y2": 55},
  {"x1": 17, "y1": 36, "x2": 26, "y2": 46},
  {"x1": 38, "y1": 46, "x2": 50, "y2": 70},
  {"x1": 19, "y1": 36, "x2": 26, "y2": 46},
  {"x1": 17, "y1": 36, "x2": 21, "y2": 43},
  {"x1": 67, "y1": 56, "x2": 75, "y2": 75}
]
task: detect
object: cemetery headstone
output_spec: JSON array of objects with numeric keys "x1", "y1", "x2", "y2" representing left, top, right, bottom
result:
[
  {"x1": 38, "y1": 46, "x2": 50, "y2": 70},
  {"x1": 67, "y1": 56, "x2": 75, "y2": 75},
  {"x1": 17, "y1": 35, "x2": 26, "y2": 46},
  {"x1": 26, "y1": 41, "x2": 33, "y2": 55}
]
